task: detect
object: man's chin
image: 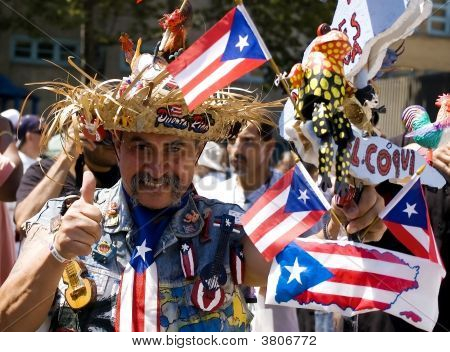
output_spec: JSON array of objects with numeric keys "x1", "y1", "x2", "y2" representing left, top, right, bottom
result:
[
  {"x1": 133, "y1": 187, "x2": 172, "y2": 208},
  {"x1": 136, "y1": 194, "x2": 174, "y2": 209}
]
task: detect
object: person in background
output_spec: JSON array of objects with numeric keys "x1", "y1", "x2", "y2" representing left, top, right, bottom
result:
[
  {"x1": 16, "y1": 115, "x2": 45, "y2": 173},
  {"x1": 1, "y1": 109, "x2": 20, "y2": 132},
  {"x1": 14, "y1": 131, "x2": 120, "y2": 240},
  {"x1": 275, "y1": 150, "x2": 297, "y2": 174},
  {"x1": 193, "y1": 141, "x2": 228, "y2": 193},
  {"x1": 0, "y1": 111, "x2": 23, "y2": 285},
  {"x1": 199, "y1": 122, "x2": 300, "y2": 332}
]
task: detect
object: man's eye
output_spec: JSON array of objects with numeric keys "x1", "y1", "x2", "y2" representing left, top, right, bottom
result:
[
  {"x1": 169, "y1": 145, "x2": 181, "y2": 152},
  {"x1": 136, "y1": 144, "x2": 148, "y2": 151}
]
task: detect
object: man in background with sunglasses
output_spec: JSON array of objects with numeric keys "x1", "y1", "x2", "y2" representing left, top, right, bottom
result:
[{"x1": 14, "y1": 128, "x2": 120, "y2": 242}]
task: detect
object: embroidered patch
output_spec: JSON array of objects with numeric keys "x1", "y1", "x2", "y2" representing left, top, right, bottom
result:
[
  {"x1": 92, "y1": 240, "x2": 116, "y2": 264},
  {"x1": 182, "y1": 224, "x2": 197, "y2": 234},
  {"x1": 154, "y1": 106, "x2": 215, "y2": 134},
  {"x1": 184, "y1": 210, "x2": 200, "y2": 223},
  {"x1": 106, "y1": 202, "x2": 119, "y2": 216}
]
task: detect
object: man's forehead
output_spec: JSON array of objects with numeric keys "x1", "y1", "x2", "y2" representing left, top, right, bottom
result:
[
  {"x1": 122, "y1": 132, "x2": 194, "y2": 144},
  {"x1": 238, "y1": 124, "x2": 261, "y2": 138}
]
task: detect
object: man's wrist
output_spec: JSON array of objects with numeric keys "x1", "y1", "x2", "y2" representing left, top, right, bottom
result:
[{"x1": 49, "y1": 233, "x2": 70, "y2": 264}]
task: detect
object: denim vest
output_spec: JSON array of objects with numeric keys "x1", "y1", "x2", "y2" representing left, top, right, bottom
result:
[{"x1": 27, "y1": 181, "x2": 252, "y2": 332}]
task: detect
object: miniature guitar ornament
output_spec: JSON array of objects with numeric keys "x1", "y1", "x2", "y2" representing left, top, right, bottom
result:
[{"x1": 62, "y1": 260, "x2": 97, "y2": 310}]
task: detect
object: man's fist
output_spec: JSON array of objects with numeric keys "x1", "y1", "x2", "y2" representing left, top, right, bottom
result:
[
  {"x1": 431, "y1": 143, "x2": 450, "y2": 178},
  {"x1": 329, "y1": 185, "x2": 386, "y2": 242},
  {"x1": 54, "y1": 171, "x2": 102, "y2": 259}
]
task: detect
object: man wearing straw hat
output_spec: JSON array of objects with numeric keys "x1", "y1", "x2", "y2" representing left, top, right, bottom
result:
[{"x1": 0, "y1": 39, "x2": 282, "y2": 331}]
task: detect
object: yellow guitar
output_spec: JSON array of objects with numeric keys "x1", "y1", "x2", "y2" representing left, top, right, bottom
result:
[{"x1": 62, "y1": 260, "x2": 97, "y2": 310}]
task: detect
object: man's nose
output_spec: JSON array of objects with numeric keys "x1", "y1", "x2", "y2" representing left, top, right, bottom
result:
[{"x1": 142, "y1": 152, "x2": 169, "y2": 179}]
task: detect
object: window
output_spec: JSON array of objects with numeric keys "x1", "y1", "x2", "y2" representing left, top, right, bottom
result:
[
  {"x1": 427, "y1": 0, "x2": 450, "y2": 36},
  {"x1": 11, "y1": 35, "x2": 79, "y2": 65},
  {"x1": 13, "y1": 38, "x2": 33, "y2": 59},
  {"x1": 37, "y1": 42, "x2": 54, "y2": 60}
]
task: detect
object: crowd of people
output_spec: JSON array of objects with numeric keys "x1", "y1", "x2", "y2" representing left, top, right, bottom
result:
[{"x1": 3, "y1": 96, "x2": 447, "y2": 332}]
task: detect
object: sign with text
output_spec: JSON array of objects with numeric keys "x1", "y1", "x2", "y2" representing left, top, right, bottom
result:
[{"x1": 283, "y1": 119, "x2": 445, "y2": 189}]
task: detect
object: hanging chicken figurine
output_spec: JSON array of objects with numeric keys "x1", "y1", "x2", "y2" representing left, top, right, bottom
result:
[
  {"x1": 403, "y1": 94, "x2": 450, "y2": 162},
  {"x1": 289, "y1": 24, "x2": 355, "y2": 196}
]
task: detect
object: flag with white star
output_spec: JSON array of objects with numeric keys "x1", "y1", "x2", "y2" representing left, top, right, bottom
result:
[
  {"x1": 379, "y1": 175, "x2": 442, "y2": 267},
  {"x1": 242, "y1": 161, "x2": 330, "y2": 261},
  {"x1": 166, "y1": 4, "x2": 271, "y2": 111},
  {"x1": 115, "y1": 204, "x2": 169, "y2": 332},
  {"x1": 266, "y1": 238, "x2": 445, "y2": 332},
  {"x1": 179, "y1": 239, "x2": 195, "y2": 279}
]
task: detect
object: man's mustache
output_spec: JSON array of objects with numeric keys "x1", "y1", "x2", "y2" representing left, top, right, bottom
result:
[
  {"x1": 130, "y1": 172, "x2": 181, "y2": 193},
  {"x1": 232, "y1": 154, "x2": 247, "y2": 163}
]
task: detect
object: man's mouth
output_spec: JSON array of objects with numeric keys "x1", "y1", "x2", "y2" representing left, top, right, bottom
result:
[{"x1": 141, "y1": 175, "x2": 168, "y2": 189}]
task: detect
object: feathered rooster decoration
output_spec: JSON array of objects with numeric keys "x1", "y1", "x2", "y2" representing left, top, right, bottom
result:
[
  {"x1": 158, "y1": 0, "x2": 192, "y2": 61},
  {"x1": 402, "y1": 94, "x2": 450, "y2": 160}
]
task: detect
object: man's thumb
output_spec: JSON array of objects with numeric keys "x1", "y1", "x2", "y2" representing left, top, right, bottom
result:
[{"x1": 80, "y1": 170, "x2": 96, "y2": 204}]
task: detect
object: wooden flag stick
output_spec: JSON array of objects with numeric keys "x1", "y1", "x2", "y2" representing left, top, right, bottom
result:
[{"x1": 330, "y1": 208, "x2": 347, "y2": 237}]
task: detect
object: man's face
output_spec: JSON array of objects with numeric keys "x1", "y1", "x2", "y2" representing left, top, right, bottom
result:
[
  {"x1": 227, "y1": 124, "x2": 275, "y2": 179},
  {"x1": 27, "y1": 130, "x2": 44, "y2": 150},
  {"x1": 116, "y1": 132, "x2": 204, "y2": 209},
  {"x1": 83, "y1": 140, "x2": 118, "y2": 168}
]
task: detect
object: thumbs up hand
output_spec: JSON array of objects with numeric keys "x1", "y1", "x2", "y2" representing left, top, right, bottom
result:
[{"x1": 54, "y1": 171, "x2": 103, "y2": 260}]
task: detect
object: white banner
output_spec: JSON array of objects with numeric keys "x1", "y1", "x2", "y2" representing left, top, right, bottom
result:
[{"x1": 0, "y1": 331, "x2": 447, "y2": 351}]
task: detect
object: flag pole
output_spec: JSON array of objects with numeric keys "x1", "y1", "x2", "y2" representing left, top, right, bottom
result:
[
  {"x1": 359, "y1": 164, "x2": 427, "y2": 241},
  {"x1": 233, "y1": 0, "x2": 303, "y2": 120}
]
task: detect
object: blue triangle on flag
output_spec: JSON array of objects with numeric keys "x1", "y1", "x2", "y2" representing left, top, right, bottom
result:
[
  {"x1": 221, "y1": 7, "x2": 267, "y2": 61},
  {"x1": 275, "y1": 242, "x2": 333, "y2": 303},
  {"x1": 285, "y1": 165, "x2": 327, "y2": 213},
  {"x1": 383, "y1": 179, "x2": 428, "y2": 229}
]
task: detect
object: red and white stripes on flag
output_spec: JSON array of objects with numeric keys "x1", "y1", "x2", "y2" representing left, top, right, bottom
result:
[
  {"x1": 230, "y1": 245, "x2": 244, "y2": 285},
  {"x1": 379, "y1": 172, "x2": 443, "y2": 268},
  {"x1": 115, "y1": 263, "x2": 159, "y2": 332},
  {"x1": 180, "y1": 240, "x2": 195, "y2": 279},
  {"x1": 266, "y1": 238, "x2": 445, "y2": 331},
  {"x1": 166, "y1": 5, "x2": 271, "y2": 111},
  {"x1": 242, "y1": 162, "x2": 330, "y2": 261},
  {"x1": 292, "y1": 240, "x2": 418, "y2": 311}
]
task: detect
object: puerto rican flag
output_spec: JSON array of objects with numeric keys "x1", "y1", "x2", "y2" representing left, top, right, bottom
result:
[
  {"x1": 379, "y1": 174, "x2": 443, "y2": 268},
  {"x1": 115, "y1": 238, "x2": 159, "y2": 332},
  {"x1": 242, "y1": 162, "x2": 330, "y2": 261},
  {"x1": 266, "y1": 238, "x2": 445, "y2": 331},
  {"x1": 180, "y1": 240, "x2": 195, "y2": 279},
  {"x1": 166, "y1": 4, "x2": 271, "y2": 111}
]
